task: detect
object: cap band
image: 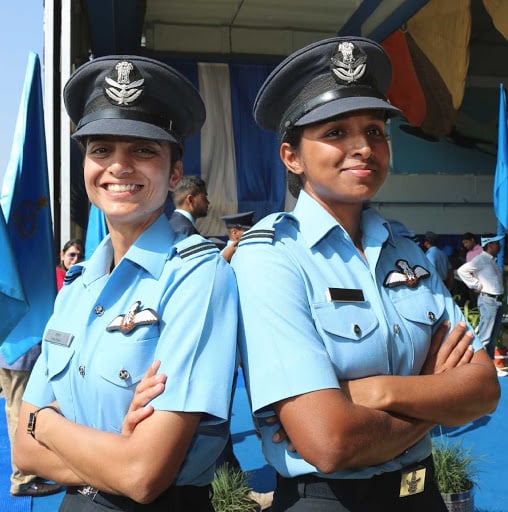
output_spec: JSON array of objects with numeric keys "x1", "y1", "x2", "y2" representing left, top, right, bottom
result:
[
  {"x1": 280, "y1": 85, "x2": 385, "y2": 134},
  {"x1": 481, "y1": 235, "x2": 503, "y2": 247},
  {"x1": 76, "y1": 108, "x2": 181, "y2": 143}
]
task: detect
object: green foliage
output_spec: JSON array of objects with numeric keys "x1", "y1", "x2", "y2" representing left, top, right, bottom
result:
[
  {"x1": 211, "y1": 464, "x2": 259, "y2": 512},
  {"x1": 432, "y1": 438, "x2": 479, "y2": 494},
  {"x1": 460, "y1": 300, "x2": 480, "y2": 330}
]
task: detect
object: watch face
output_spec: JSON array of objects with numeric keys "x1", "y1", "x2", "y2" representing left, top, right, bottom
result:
[{"x1": 27, "y1": 412, "x2": 36, "y2": 437}]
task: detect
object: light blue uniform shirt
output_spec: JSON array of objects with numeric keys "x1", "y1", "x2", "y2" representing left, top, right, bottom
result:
[
  {"x1": 24, "y1": 214, "x2": 238, "y2": 486},
  {"x1": 232, "y1": 191, "x2": 481, "y2": 480},
  {"x1": 425, "y1": 246, "x2": 451, "y2": 282}
]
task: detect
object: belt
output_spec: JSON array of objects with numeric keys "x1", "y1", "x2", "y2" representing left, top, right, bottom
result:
[
  {"x1": 68, "y1": 485, "x2": 140, "y2": 511},
  {"x1": 276, "y1": 455, "x2": 435, "y2": 502},
  {"x1": 67, "y1": 483, "x2": 212, "y2": 511},
  {"x1": 481, "y1": 292, "x2": 502, "y2": 300}
]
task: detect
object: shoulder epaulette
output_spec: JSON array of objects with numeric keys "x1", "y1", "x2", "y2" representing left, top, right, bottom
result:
[
  {"x1": 238, "y1": 212, "x2": 296, "y2": 246},
  {"x1": 175, "y1": 235, "x2": 219, "y2": 260},
  {"x1": 63, "y1": 265, "x2": 84, "y2": 285}
]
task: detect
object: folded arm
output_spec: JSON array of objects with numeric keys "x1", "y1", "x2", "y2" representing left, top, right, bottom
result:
[
  {"x1": 15, "y1": 399, "x2": 200, "y2": 504},
  {"x1": 273, "y1": 321, "x2": 499, "y2": 473},
  {"x1": 341, "y1": 321, "x2": 499, "y2": 426}
]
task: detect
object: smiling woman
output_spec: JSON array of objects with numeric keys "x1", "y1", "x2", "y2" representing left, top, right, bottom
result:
[
  {"x1": 13, "y1": 55, "x2": 238, "y2": 512},
  {"x1": 231, "y1": 36, "x2": 500, "y2": 512}
]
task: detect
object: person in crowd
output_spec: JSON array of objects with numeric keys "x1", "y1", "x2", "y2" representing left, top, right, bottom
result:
[
  {"x1": 229, "y1": 36, "x2": 499, "y2": 511},
  {"x1": 55, "y1": 238, "x2": 83, "y2": 291},
  {"x1": 13, "y1": 55, "x2": 238, "y2": 511},
  {"x1": 457, "y1": 234, "x2": 505, "y2": 367},
  {"x1": 219, "y1": 211, "x2": 255, "y2": 262},
  {"x1": 168, "y1": 175, "x2": 209, "y2": 236},
  {"x1": 461, "y1": 232, "x2": 483, "y2": 262},
  {"x1": 422, "y1": 231, "x2": 454, "y2": 290}
]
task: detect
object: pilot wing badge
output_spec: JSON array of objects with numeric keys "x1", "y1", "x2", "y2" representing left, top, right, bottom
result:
[
  {"x1": 383, "y1": 259, "x2": 430, "y2": 288},
  {"x1": 106, "y1": 301, "x2": 159, "y2": 334}
]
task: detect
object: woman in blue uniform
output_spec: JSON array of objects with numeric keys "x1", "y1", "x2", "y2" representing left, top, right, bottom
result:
[
  {"x1": 231, "y1": 37, "x2": 500, "y2": 511},
  {"x1": 14, "y1": 55, "x2": 238, "y2": 511}
]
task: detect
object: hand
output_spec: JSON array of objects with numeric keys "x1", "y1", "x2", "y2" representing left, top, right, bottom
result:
[
  {"x1": 121, "y1": 360, "x2": 167, "y2": 436},
  {"x1": 420, "y1": 321, "x2": 474, "y2": 375},
  {"x1": 268, "y1": 415, "x2": 296, "y2": 452}
]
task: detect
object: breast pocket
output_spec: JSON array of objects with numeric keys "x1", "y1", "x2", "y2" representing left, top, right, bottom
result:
[
  {"x1": 95, "y1": 335, "x2": 159, "y2": 432},
  {"x1": 392, "y1": 289, "x2": 445, "y2": 370},
  {"x1": 312, "y1": 301, "x2": 383, "y2": 378}
]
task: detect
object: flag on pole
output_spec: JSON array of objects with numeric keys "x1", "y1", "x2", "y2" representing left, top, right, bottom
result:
[
  {"x1": 85, "y1": 203, "x2": 109, "y2": 259},
  {"x1": 494, "y1": 84, "x2": 508, "y2": 231},
  {"x1": 0, "y1": 52, "x2": 56, "y2": 364},
  {"x1": 0, "y1": 208, "x2": 28, "y2": 340}
]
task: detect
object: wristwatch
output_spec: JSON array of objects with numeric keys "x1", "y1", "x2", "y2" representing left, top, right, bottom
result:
[{"x1": 27, "y1": 406, "x2": 61, "y2": 439}]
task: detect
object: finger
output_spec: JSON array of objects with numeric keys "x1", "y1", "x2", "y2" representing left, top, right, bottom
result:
[
  {"x1": 122, "y1": 405, "x2": 155, "y2": 436},
  {"x1": 429, "y1": 321, "x2": 450, "y2": 357},
  {"x1": 272, "y1": 428, "x2": 287, "y2": 443},
  {"x1": 265, "y1": 415, "x2": 278, "y2": 424},
  {"x1": 436, "y1": 330, "x2": 474, "y2": 371},
  {"x1": 457, "y1": 345, "x2": 475, "y2": 366},
  {"x1": 287, "y1": 441, "x2": 297, "y2": 452},
  {"x1": 434, "y1": 322, "x2": 467, "y2": 365}
]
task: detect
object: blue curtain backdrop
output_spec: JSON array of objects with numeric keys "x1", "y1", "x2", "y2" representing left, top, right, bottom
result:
[{"x1": 0, "y1": 52, "x2": 56, "y2": 363}]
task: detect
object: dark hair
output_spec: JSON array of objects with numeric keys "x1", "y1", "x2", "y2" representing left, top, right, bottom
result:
[
  {"x1": 282, "y1": 126, "x2": 305, "y2": 199},
  {"x1": 62, "y1": 238, "x2": 84, "y2": 253},
  {"x1": 172, "y1": 175, "x2": 207, "y2": 206},
  {"x1": 461, "y1": 232, "x2": 476, "y2": 242},
  {"x1": 59, "y1": 238, "x2": 84, "y2": 269}
]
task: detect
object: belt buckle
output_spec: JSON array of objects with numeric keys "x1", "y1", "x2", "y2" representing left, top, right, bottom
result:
[
  {"x1": 399, "y1": 466, "x2": 426, "y2": 497},
  {"x1": 78, "y1": 485, "x2": 99, "y2": 500}
]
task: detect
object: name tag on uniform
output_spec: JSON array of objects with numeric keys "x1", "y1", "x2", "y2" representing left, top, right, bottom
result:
[
  {"x1": 399, "y1": 466, "x2": 426, "y2": 497},
  {"x1": 44, "y1": 329, "x2": 74, "y2": 347},
  {"x1": 326, "y1": 287, "x2": 365, "y2": 302}
]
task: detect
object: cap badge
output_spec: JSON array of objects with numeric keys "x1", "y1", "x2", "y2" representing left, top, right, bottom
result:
[
  {"x1": 383, "y1": 259, "x2": 430, "y2": 288},
  {"x1": 330, "y1": 41, "x2": 367, "y2": 84},
  {"x1": 106, "y1": 301, "x2": 159, "y2": 334},
  {"x1": 104, "y1": 61, "x2": 144, "y2": 106}
]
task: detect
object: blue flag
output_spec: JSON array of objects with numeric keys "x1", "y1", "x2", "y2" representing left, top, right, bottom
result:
[
  {"x1": 0, "y1": 208, "x2": 28, "y2": 340},
  {"x1": 85, "y1": 203, "x2": 109, "y2": 259},
  {"x1": 0, "y1": 52, "x2": 56, "y2": 364},
  {"x1": 494, "y1": 84, "x2": 508, "y2": 231}
]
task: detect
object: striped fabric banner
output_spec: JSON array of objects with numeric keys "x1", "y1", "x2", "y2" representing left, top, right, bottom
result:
[{"x1": 172, "y1": 59, "x2": 287, "y2": 236}]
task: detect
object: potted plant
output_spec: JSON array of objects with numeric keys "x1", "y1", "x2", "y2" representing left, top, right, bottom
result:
[
  {"x1": 432, "y1": 437, "x2": 479, "y2": 512},
  {"x1": 212, "y1": 463, "x2": 260, "y2": 512}
]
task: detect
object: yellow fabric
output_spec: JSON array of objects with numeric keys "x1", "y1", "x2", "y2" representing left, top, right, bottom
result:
[
  {"x1": 483, "y1": 0, "x2": 508, "y2": 39},
  {"x1": 407, "y1": 0, "x2": 471, "y2": 110}
]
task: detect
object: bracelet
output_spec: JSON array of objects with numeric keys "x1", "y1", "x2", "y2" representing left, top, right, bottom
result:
[{"x1": 27, "y1": 406, "x2": 62, "y2": 440}]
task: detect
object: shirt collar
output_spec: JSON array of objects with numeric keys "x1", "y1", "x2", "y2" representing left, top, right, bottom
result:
[
  {"x1": 82, "y1": 214, "x2": 177, "y2": 285},
  {"x1": 292, "y1": 191, "x2": 394, "y2": 248},
  {"x1": 174, "y1": 208, "x2": 196, "y2": 226}
]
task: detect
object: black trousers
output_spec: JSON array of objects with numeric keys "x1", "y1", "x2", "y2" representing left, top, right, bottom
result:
[
  {"x1": 60, "y1": 484, "x2": 214, "y2": 512},
  {"x1": 271, "y1": 456, "x2": 448, "y2": 512}
]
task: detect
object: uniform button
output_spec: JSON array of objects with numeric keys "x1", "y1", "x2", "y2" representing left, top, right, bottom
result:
[
  {"x1": 94, "y1": 305, "x2": 104, "y2": 316},
  {"x1": 79, "y1": 365, "x2": 86, "y2": 377},
  {"x1": 427, "y1": 311, "x2": 436, "y2": 322},
  {"x1": 119, "y1": 369, "x2": 130, "y2": 381},
  {"x1": 353, "y1": 324, "x2": 361, "y2": 336},
  {"x1": 394, "y1": 324, "x2": 400, "y2": 334}
]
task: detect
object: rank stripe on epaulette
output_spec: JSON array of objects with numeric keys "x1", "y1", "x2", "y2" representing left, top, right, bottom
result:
[
  {"x1": 178, "y1": 241, "x2": 217, "y2": 259},
  {"x1": 63, "y1": 266, "x2": 84, "y2": 285},
  {"x1": 240, "y1": 229, "x2": 275, "y2": 241}
]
